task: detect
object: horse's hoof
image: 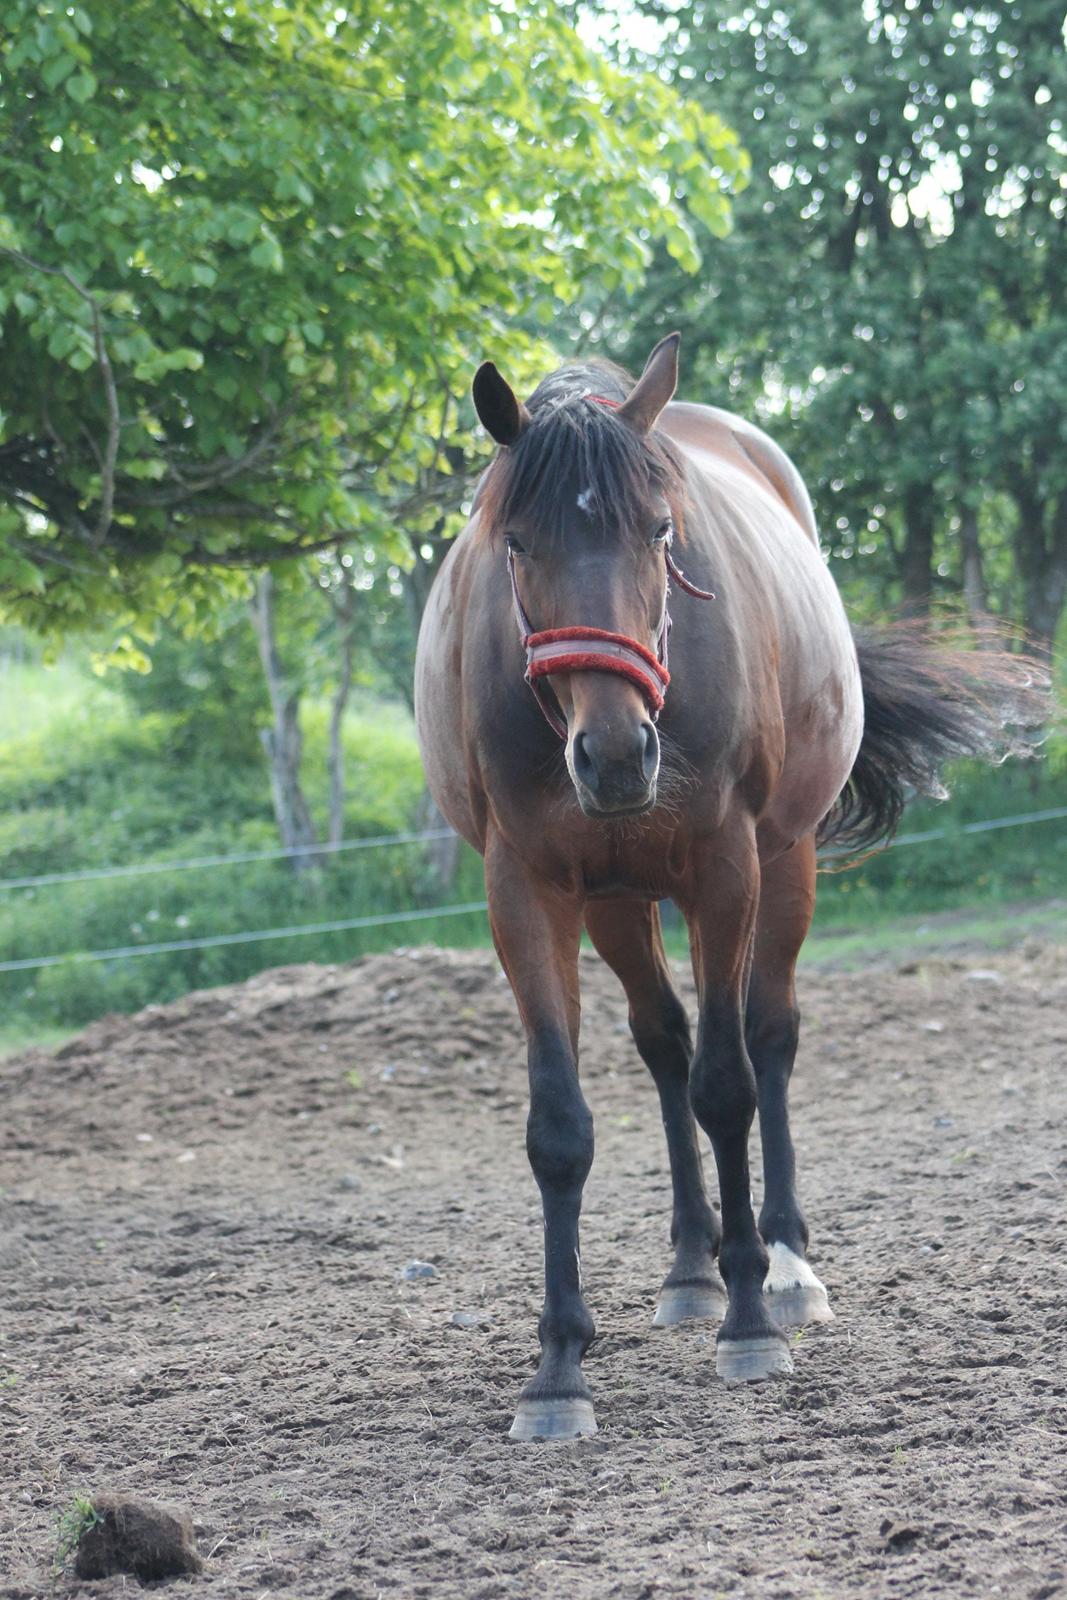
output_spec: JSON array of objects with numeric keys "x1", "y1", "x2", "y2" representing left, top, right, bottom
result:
[
  {"x1": 764, "y1": 1244, "x2": 833, "y2": 1328},
  {"x1": 715, "y1": 1334, "x2": 793, "y2": 1382},
  {"x1": 653, "y1": 1282, "x2": 727, "y2": 1327},
  {"x1": 766, "y1": 1283, "x2": 833, "y2": 1328},
  {"x1": 508, "y1": 1398, "x2": 598, "y2": 1441}
]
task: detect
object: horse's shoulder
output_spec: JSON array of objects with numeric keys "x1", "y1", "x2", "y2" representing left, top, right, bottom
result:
[{"x1": 661, "y1": 402, "x2": 819, "y2": 546}]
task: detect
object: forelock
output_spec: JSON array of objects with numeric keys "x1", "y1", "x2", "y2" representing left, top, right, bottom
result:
[{"x1": 477, "y1": 364, "x2": 685, "y2": 544}]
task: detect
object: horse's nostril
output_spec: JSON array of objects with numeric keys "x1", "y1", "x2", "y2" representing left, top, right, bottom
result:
[
  {"x1": 572, "y1": 731, "x2": 595, "y2": 787},
  {"x1": 641, "y1": 722, "x2": 660, "y2": 783}
]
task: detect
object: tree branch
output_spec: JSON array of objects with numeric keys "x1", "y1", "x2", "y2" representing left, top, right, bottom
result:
[{"x1": 0, "y1": 247, "x2": 119, "y2": 547}]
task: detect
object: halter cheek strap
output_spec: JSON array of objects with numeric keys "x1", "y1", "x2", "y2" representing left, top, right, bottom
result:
[{"x1": 506, "y1": 391, "x2": 716, "y2": 740}]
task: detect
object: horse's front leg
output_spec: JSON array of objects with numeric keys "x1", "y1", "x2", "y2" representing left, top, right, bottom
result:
[
  {"x1": 486, "y1": 831, "x2": 596, "y2": 1441},
  {"x1": 584, "y1": 899, "x2": 724, "y2": 1326},
  {"x1": 684, "y1": 819, "x2": 793, "y2": 1381}
]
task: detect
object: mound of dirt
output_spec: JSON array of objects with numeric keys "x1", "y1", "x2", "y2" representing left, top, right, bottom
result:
[
  {"x1": 2, "y1": 940, "x2": 1066, "y2": 1599},
  {"x1": 72, "y1": 1493, "x2": 201, "y2": 1581}
]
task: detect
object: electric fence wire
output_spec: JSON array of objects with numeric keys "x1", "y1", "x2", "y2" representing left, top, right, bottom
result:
[{"x1": 0, "y1": 805, "x2": 1064, "y2": 975}]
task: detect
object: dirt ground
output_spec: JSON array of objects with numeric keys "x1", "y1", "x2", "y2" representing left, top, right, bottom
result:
[{"x1": 2, "y1": 935, "x2": 1065, "y2": 1600}]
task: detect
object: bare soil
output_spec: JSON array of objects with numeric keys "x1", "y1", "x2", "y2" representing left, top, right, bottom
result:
[{"x1": 2, "y1": 938, "x2": 1065, "y2": 1599}]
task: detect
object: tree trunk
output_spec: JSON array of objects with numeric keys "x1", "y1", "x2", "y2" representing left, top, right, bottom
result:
[
  {"x1": 416, "y1": 786, "x2": 460, "y2": 895},
  {"x1": 250, "y1": 573, "x2": 318, "y2": 869},
  {"x1": 404, "y1": 527, "x2": 460, "y2": 887},
  {"x1": 1023, "y1": 562, "x2": 1067, "y2": 662},
  {"x1": 403, "y1": 530, "x2": 460, "y2": 890},
  {"x1": 900, "y1": 484, "x2": 934, "y2": 617},
  {"x1": 1014, "y1": 486, "x2": 1067, "y2": 663},
  {"x1": 327, "y1": 584, "x2": 357, "y2": 848},
  {"x1": 959, "y1": 504, "x2": 986, "y2": 623},
  {"x1": 958, "y1": 502, "x2": 999, "y2": 650}
]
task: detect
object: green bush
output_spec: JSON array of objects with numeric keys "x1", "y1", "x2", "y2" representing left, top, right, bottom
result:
[
  {"x1": 0, "y1": 662, "x2": 487, "y2": 1032},
  {"x1": 0, "y1": 655, "x2": 1062, "y2": 1042},
  {"x1": 813, "y1": 740, "x2": 1067, "y2": 929}
]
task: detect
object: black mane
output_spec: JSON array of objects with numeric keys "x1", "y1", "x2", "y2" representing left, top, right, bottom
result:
[{"x1": 477, "y1": 361, "x2": 686, "y2": 543}]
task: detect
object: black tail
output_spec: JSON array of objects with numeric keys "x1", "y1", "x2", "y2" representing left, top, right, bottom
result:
[{"x1": 818, "y1": 623, "x2": 1052, "y2": 854}]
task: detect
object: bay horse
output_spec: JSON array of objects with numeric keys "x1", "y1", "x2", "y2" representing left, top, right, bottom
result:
[{"x1": 414, "y1": 335, "x2": 1044, "y2": 1441}]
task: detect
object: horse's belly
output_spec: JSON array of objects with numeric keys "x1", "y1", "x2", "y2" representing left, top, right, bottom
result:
[
  {"x1": 764, "y1": 641, "x2": 864, "y2": 851},
  {"x1": 753, "y1": 541, "x2": 864, "y2": 851}
]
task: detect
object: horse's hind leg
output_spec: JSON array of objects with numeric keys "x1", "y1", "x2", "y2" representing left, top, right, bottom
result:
[
  {"x1": 486, "y1": 831, "x2": 597, "y2": 1442},
  {"x1": 585, "y1": 900, "x2": 724, "y2": 1327},
  {"x1": 748, "y1": 835, "x2": 832, "y2": 1327}
]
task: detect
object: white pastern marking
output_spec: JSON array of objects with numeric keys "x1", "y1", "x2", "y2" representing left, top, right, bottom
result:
[{"x1": 764, "y1": 1242, "x2": 826, "y2": 1295}]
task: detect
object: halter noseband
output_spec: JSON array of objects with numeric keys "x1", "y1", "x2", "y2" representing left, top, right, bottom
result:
[
  {"x1": 507, "y1": 521, "x2": 716, "y2": 742},
  {"x1": 503, "y1": 392, "x2": 716, "y2": 739}
]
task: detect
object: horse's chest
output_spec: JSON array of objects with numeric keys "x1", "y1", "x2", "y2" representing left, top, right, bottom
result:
[
  {"x1": 578, "y1": 830, "x2": 686, "y2": 901},
  {"x1": 581, "y1": 869, "x2": 668, "y2": 901}
]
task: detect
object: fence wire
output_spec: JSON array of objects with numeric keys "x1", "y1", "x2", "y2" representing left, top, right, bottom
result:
[{"x1": 1, "y1": 805, "x2": 1063, "y2": 976}]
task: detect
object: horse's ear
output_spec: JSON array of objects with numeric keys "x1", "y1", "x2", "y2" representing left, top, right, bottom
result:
[
  {"x1": 472, "y1": 361, "x2": 532, "y2": 446},
  {"x1": 617, "y1": 332, "x2": 680, "y2": 435}
]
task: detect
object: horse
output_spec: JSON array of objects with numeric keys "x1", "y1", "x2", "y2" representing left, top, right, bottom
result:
[{"x1": 414, "y1": 334, "x2": 1045, "y2": 1441}]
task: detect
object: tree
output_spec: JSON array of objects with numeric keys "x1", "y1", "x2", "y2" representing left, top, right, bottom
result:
[
  {"x1": 0, "y1": 0, "x2": 745, "y2": 646},
  {"x1": 616, "y1": 0, "x2": 1067, "y2": 650}
]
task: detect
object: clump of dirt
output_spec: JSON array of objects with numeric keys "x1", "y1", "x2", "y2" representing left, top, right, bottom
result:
[
  {"x1": 2, "y1": 937, "x2": 1066, "y2": 1600},
  {"x1": 71, "y1": 1493, "x2": 201, "y2": 1581}
]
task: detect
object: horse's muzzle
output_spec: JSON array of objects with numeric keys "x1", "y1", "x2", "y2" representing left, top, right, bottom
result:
[{"x1": 568, "y1": 720, "x2": 660, "y2": 817}]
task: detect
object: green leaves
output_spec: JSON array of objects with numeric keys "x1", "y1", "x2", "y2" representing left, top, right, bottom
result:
[
  {"x1": 0, "y1": 0, "x2": 742, "y2": 638},
  {"x1": 65, "y1": 67, "x2": 96, "y2": 102},
  {"x1": 618, "y1": 0, "x2": 1067, "y2": 639}
]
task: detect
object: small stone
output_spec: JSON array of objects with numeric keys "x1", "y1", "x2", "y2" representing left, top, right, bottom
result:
[
  {"x1": 965, "y1": 969, "x2": 1003, "y2": 984},
  {"x1": 336, "y1": 1175, "x2": 361, "y2": 1193},
  {"x1": 71, "y1": 1493, "x2": 201, "y2": 1581},
  {"x1": 450, "y1": 1310, "x2": 490, "y2": 1329},
  {"x1": 400, "y1": 1260, "x2": 436, "y2": 1281}
]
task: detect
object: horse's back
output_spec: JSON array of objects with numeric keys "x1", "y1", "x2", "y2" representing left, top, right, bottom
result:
[
  {"x1": 661, "y1": 400, "x2": 862, "y2": 851},
  {"x1": 661, "y1": 401, "x2": 819, "y2": 545}
]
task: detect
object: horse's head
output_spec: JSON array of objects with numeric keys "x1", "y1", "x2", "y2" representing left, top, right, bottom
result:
[{"x1": 473, "y1": 336, "x2": 684, "y2": 819}]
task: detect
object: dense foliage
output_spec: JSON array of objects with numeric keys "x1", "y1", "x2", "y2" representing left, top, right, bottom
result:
[
  {"x1": 0, "y1": 0, "x2": 743, "y2": 644},
  {"x1": 617, "y1": 0, "x2": 1067, "y2": 648}
]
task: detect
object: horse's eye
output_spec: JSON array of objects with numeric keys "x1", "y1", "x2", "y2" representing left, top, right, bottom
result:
[
  {"x1": 651, "y1": 520, "x2": 673, "y2": 546},
  {"x1": 504, "y1": 534, "x2": 527, "y2": 556}
]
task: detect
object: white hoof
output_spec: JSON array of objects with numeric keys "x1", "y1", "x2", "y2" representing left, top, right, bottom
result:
[{"x1": 764, "y1": 1243, "x2": 833, "y2": 1327}]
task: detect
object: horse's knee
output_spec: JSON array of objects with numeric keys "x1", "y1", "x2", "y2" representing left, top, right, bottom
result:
[
  {"x1": 745, "y1": 1001, "x2": 800, "y2": 1073},
  {"x1": 527, "y1": 1101, "x2": 593, "y2": 1190},
  {"x1": 630, "y1": 987, "x2": 691, "y2": 1075},
  {"x1": 526, "y1": 1039, "x2": 594, "y2": 1191},
  {"x1": 689, "y1": 1046, "x2": 756, "y2": 1137}
]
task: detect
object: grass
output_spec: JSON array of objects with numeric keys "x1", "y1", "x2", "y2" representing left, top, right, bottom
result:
[
  {"x1": 0, "y1": 650, "x2": 488, "y2": 1031},
  {"x1": 802, "y1": 894, "x2": 1065, "y2": 968},
  {"x1": 54, "y1": 1495, "x2": 103, "y2": 1575},
  {"x1": 0, "y1": 654, "x2": 110, "y2": 739},
  {"x1": 0, "y1": 646, "x2": 1063, "y2": 1042},
  {"x1": 0, "y1": 1020, "x2": 75, "y2": 1058}
]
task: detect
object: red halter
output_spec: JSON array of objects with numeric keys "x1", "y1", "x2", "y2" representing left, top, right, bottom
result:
[
  {"x1": 507, "y1": 535, "x2": 715, "y2": 741},
  {"x1": 504, "y1": 391, "x2": 717, "y2": 740}
]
